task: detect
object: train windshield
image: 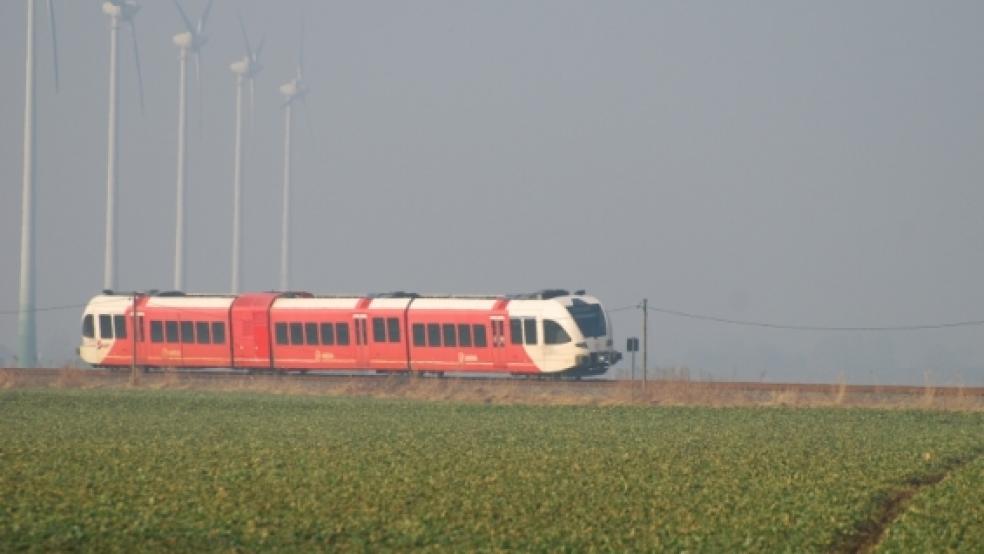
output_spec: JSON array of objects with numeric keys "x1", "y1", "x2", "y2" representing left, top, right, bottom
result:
[{"x1": 566, "y1": 300, "x2": 607, "y2": 338}]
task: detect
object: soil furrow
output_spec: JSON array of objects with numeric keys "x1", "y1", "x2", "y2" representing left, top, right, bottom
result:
[{"x1": 831, "y1": 447, "x2": 984, "y2": 554}]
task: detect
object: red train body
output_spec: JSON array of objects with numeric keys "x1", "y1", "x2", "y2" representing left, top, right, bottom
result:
[{"x1": 80, "y1": 290, "x2": 620, "y2": 377}]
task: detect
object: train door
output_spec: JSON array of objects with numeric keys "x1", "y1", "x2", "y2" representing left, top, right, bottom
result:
[
  {"x1": 353, "y1": 314, "x2": 369, "y2": 369},
  {"x1": 235, "y1": 313, "x2": 255, "y2": 364},
  {"x1": 505, "y1": 316, "x2": 539, "y2": 372},
  {"x1": 108, "y1": 312, "x2": 134, "y2": 366},
  {"x1": 233, "y1": 312, "x2": 270, "y2": 369},
  {"x1": 489, "y1": 316, "x2": 506, "y2": 370},
  {"x1": 118, "y1": 311, "x2": 136, "y2": 366}
]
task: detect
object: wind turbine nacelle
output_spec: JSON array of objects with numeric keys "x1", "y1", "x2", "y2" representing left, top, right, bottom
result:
[
  {"x1": 103, "y1": 1, "x2": 140, "y2": 19},
  {"x1": 102, "y1": 2, "x2": 122, "y2": 16},
  {"x1": 230, "y1": 59, "x2": 249, "y2": 74},
  {"x1": 280, "y1": 81, "x2": 303, "y2": 97},
  {"x1": 231, "y1": 58, "x2": 259, "y2": 76},
  {"x1": 173, "y1": 32, "x2": 194, "y2": 49}
]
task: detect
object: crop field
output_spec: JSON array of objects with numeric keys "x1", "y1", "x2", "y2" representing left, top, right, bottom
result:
[{"x1": 1, "y1": 389, "x2": 981, "y2": 552}]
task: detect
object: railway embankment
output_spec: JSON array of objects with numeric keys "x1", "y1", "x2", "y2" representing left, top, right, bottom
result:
[{"x1": 2, "y1": 367, "x2": 981, "y2": 411}]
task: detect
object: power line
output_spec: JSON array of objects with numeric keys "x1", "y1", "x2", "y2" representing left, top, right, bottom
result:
[
  {"x1": 0, "y1": 303, "x2": 85, "y2": 317},
  {"x1": 0, "y1": 296, "x2": 143, "y2": 317},
  {"x1": 6, "y1": 299, "x2": 984, "y2": 332},
  {"x1": 641, "y1": 305, "x2": 984, "y2": 332}
]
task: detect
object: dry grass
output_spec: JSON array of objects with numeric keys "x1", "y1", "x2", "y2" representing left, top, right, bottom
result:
[
  {"x1": 1, "y1": 369, "x2": 981, "y2": 411},
  {"x1": 0, "y1": 369, "x2": 20, "y2": 390},
  {"x1": 834, "y1": 371, "x2": 848, "y2": 405},
  {"x1": 52, "y1": 367, "x2": 90, "y2": 389}
]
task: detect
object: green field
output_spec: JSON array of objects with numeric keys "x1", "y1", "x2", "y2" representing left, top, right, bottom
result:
[{"x1": 1, "y1": 389, "x2": 981, "y2": 552}]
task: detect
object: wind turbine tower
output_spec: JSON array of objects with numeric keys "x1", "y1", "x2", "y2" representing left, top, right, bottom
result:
[
  {"x1": 278, "y1": 26, "x2": 309, "y2": 291},
  {"x1": 229, "y1": 16, "x2": 263, "y2": 293},
  {"x1": 17, "y1": 0, "x2": 60, "y2": 368},
  {"x1": 171, "y1": 0, "x2": 214, "y2": 291},
  {"x1": 101, "y1": 0, "x2": 144, "y2": 291}
]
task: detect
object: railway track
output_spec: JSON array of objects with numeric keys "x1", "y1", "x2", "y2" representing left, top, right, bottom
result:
[{"x1": 3, "y1": 367, "x2": 982, "y2": 397}]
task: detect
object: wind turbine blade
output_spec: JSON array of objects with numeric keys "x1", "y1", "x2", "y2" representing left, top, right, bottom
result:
[
  {"x1": 128, "y1": 18, "x2": 145, "y2": 113},
  {"x1": 299, "y1": 96, "x2": 318, "y2": 150},
  {"x1": 47, "y1": 0, "x2": 61, "y2": 92},
  {"x1": 255, "y1": 35, "x2": 266, "y2": 64},
  {"x1": 194, "y1": 50, "x2": 201, "y2": 84},
  {"x1": 237, "y1": 13, "x2": 253, "y2": 60},
  {"x1": 198, "y1": 0, "x2": 215, "y2": 34},
  {"x1": 298, "y1": 20, "x2": 305, "y2": 79},
  {"x1": 172, "y1": 0, "x2": 196, "y2": 35},
  {"x1": 195, "y1": 51, "x2": 204, "y2": 131},
  {"x1": 249, "y1": 78, "x2": 256, "y2": 132}
]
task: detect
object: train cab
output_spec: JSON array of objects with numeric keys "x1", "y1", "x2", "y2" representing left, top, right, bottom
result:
[
  {"x1": 79, "y1": 293, "x2": 137, "y2": 368},
  {"x1": 505, "y1": 290, "x2": 621, "y2": 377}
]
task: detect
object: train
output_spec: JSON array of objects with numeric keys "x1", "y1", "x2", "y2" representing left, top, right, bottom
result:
[{"x1": 79, "y1": 289, "x2": 621, "y2": 377}]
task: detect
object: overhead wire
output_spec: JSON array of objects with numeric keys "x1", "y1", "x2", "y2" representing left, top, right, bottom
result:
[
  {"x1": 0, "y1": 303, "x2": 85, "y2": 316},
  {"x1": 610, "y1": 304, "x2": 984, "y2": 332},
  {"x1": 4, "y1": 300, "x2": 984, "y2": 332}
]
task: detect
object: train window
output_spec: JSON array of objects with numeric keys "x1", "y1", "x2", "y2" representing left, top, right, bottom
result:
[
  {"x1": 372, "y1": 318, "x2": 386, "y2": 342},
  {"x1": 412, "y1": 323, "x2": 425, "y2": 346},
  {"x1": 458, "y1": 324, "x2": 472, "y2": 347},
  {"x1": 212, "y1": 322, "x2": 226, "y2": 344},
  {"x1": 82, "y1": 315, "x2": 95, "y2": 338},
  {"x1": 114, "y1": 315, "x2": 127, "y2": 339},
  {"x1": 509, "y1": 318, "x2": 522, "y2": 345},
  {"x1": 165, "y1": 321, "x2": 179, "y2": 343},
  {"x1": 150, "y1": 321, "x2": 163, "y2": 343},
  {"x1": 387, "y1": 318, "x2": 401, "y2": 343},
  {"x1": 473, "y1": 324, "x2": 487, "y2": 347},
  {"x1": 289, "y1": 322, "x2": 304, "y2": 345},
  {"x1": 99, "y1": 314, "x2": 113, "y2": 339},
  {"x1": 196, "y1": 322, "x2": 211, "y2": 344},
  {"x1": 427, "y1": 323, "x2": 441, "y2": 347},
  {"x1": 336, "y1": 322, "x2": 350, "y2": 346},
  {"x1": 320, "y1": 323, "x2": 335, "y2": 345},
  {"x1": 544, "y1": 320, "x2": 571, "y2": 345},
  {"x1": 275, "y1": 322, "x2": 289, "y2": 345},
  {"x1": 137, "y1": 316, "x2": 145, "y2": 342},
  {"x1": 305, "y1": 323, "x2": 319, "y2": 345},
  {"x1": 524, "y1": 318, "x2": 537, "y2": 345},
  {"x1": 181, "y1": 321, "x2": 195, "y2": 343},
  {"x1": 443, "y1": 324, "x2": 457, "y2": 347}
]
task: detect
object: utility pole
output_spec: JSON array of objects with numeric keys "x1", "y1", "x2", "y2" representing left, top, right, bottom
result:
[{"x1": 642, "y1": 298, "x2": 648, "y2": 387}]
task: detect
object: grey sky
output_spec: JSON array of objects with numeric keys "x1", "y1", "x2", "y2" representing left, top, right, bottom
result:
[{"x1": 2, "y1": 1, "x2": 983, "y2": 385}]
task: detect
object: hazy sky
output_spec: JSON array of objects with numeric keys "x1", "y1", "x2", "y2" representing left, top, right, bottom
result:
[{"x1": 2, "y1": 1, "x2": 983, "y2": 385}]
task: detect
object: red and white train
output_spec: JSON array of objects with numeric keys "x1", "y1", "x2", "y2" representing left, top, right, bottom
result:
[{"x1": 79, "y1": 289, "x2": 620, "y2": 377}]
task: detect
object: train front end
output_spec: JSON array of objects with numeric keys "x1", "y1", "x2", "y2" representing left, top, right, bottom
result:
[
  {"x1": 559, "y1": 294, "x2": 621, "y2": 376},
  {"x1": 79, "y1": 294, "x2": 133, "y2": 368},
  {"x1": 509, "y1": 291, "x2": 621, "y2": 377}
]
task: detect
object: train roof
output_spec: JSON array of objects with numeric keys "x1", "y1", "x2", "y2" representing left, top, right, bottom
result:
[{"x1": 94, "y1": 289, "x2": 594, "y2": 302}]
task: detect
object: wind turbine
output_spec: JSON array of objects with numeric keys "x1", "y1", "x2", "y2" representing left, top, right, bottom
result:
[
  {"x1": 101, "y1": 0, "x2": 145, "y2": 291},
  {"x1": 171, "y1": 0, "x2": 214, "y2": 291},
  {"x1": 278, "y1": 23, "x2": 309, "y2": 291},
  {"x1": 229, "y1": 15, "x2": 263, "y2": 293},
  {"x1": 17, "y1": 0, "x2": 60, "y2": 368}
]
